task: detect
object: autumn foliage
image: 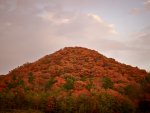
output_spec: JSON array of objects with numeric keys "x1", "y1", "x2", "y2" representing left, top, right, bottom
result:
[{"x1": 0, "y1": 47, "x2": 150, "y2": 113}]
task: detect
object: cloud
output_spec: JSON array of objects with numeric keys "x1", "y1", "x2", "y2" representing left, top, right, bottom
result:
[
  {"x1": 0, "y1": 0, "x2": 120, "y2": 74},
  {"x1": 87, "y1": 13, "x2": 103, "y2": 23},
  {"x1": 87, "y1": 13, "x2": 118, "y2": 35},
  {"x1": 120, "y1": 27, "x2": 150, "y2": 70},
  {"x1": 143, "y1": 0, "x2": 150, "y2": 10},
  {"x1": 145, "y1": 0, "x2": 150, "y2": 7},
  {"x1": 131, "y1": 28, "x2": 150, "y2": 49},
  {"x1": 38, "y1": 11, "x2": 71, "y2": 24},
  {"x1": 130, "y1": 8, "x2": 141, "y2": 15},
  {"x1": 38, "y1": 11, "x2": 118, "y2": 36},
  {"x1": 128, "y1": 0, "x2": 150, "y2": 15},
  {"x1": 35, "y1": 6, "x2": 119, "y2": 49}
]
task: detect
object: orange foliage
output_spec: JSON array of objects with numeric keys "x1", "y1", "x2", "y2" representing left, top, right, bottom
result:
[{"x1": 0, "y1": 47, "x2": 149, "y2": 111}]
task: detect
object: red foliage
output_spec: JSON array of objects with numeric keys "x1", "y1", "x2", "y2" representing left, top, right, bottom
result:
[{"x1": 0, "y1": 47, "x2": 149, "y2": 108}]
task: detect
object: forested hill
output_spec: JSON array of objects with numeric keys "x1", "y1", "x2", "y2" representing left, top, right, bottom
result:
[{"x1": 0, "y1": 47, "x2": 150, "y2": 113}]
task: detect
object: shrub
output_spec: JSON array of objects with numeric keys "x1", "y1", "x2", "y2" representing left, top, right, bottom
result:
[
  {"x1": 58, "y1": 95, "x2": 75, "y2": 113},
  {"x1": 7, "y1": 82, "x2": 15, "y2": 89},
  {"x1": 80, "y1": 76, "x2": 87, "y2": 81},
  {"x1": 140, "y1": 73, "x2": 150, "y2": 93},
  {"x1": 0, "y1": 92, "x2": 16, "y2": 109},
  {"x1": 118, "y1": 98, "x2": 135, "y2": 113},
  {"x1": 124, "y1": 84, "x2": 140, "y2": 99},
  {"x1": 62, "y1": 74, "x2": 77, "y2": 81},
  {"x1": 45, "y1": 77, "x2": 57, "y2": 90},
  {"x1": 24, "y1": 86, "x2": 30, "y2": 92},
  {"x1": 17, "y1": 79, "x2": 24, "y2": 86},
  {"x1": 140, "y1": 76, "x2": 150, "y2": 86},
  {"x1": 46, "y1": 96, "x2": 57, "y2": 113},
  {"x1": 97, "y1": 93, "x2": 116, "y2": 113},
  {"x1": 76, "y1": 95, "x2": 96, "y2": 113},
  {"x1": 85, "y1": 78, "x2": 93, "y2": 91},
  {"x1": 63, "y1": 77, "x2": 75, "y2": 91},
  {"x1": 28, "y1": 72, "x2": 34, "y2": 83},
  {"x1": 7, "y1": 79, "x2": 24, "y2": 90},
  {"x1": 12, "y1": 75, "x2": 16, "y2": 81},
  {"x1": 97, "y1": 93, "x2": 135, "y2": 113},
  {"x1": 102, "y1": 77, "x2": 114, "y2": 89}
]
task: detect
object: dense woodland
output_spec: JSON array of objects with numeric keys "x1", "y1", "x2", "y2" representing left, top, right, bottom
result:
[{"x1": 0, "y1": 47, "x2": 150, "y2": 113}]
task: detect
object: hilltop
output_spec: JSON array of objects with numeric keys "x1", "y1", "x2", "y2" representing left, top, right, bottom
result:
[{"x1": 0, "y1": 47, "x2": 150, "y2": 113}]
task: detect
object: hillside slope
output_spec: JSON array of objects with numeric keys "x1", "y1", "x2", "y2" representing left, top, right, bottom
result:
[{"x1": 0, "y1": 47, "x2": 150, "y2": 113}]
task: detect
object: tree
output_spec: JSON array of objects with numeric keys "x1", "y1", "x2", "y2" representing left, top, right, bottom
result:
[
  {"x1": 28, "y1": 72, "x2": 34, "y2": 83},
  {"x1": 102, "y1": 77, "x2": 114, "y2": 89},
  {"x1": 45, "y1": 77, "x2": 57, "y2": 90},
  {"x1": 63, "y1": 77, "x2": 74, "y2": 91}
]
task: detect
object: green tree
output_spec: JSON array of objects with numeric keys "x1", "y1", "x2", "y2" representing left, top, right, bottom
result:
[
  {"x1": 58, "y1": 95, "x2": 75, "y2": 113},
  {"x1": 85, "y1": 78, "x2": 93, "y2": 91},
  {"x1": 63, "y1": 77, "x2": 74, "y2": 91},
  {"x1": 76, "y1": 95, "x2": 95, "y2": 113},
  {"x1": 45, "y1": 77, "x2": 57, "y2": 90},
  {"x1": 17, "y1": 79, "x2": 24, "y2": 86},
  {"x1": 28, "y1": 72, "x2": 34, "y2": 83},
  {"x1": 102, "y1": 77, "x2": 114, "y2": 89},
  {"x1": 97, "y1": 93, "x2": 116, "y2": 113}
]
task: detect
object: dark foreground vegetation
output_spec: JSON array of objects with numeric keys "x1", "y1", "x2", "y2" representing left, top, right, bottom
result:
[{"x1": 0, "y1": 91, "x2": 136, "y2": 113}]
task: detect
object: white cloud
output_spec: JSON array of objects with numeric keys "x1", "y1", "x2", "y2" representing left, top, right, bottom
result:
[
  {"x1": 87, "y1": 13, "x2": 103, "y2": 23},
  {"x1": 87, "y1": 13, "x2": 118, "y2": 35},
  {"x1": 38, "y1": 11, "x2": 71, "y2": 24},
  {"x1": 108, "y1": 24, "x2": 118, "y2": 35}
]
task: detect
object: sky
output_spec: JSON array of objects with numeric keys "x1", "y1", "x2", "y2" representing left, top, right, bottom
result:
[{"x1": 0, "y1": 0, "x2": 150, "y2": 74}]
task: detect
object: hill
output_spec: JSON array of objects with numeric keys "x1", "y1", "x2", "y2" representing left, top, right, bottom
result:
[{"x1": 0, "y1": 47, "x2": 150, "y2": 113}]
